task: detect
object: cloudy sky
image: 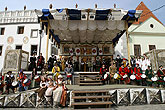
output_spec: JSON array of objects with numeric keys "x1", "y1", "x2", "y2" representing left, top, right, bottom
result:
[{"x1": 0, "y1": 0, "x2": 164, "y2": 24}]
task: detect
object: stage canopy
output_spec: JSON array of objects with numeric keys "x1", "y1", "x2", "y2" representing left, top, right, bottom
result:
[{"x1": 35, "y1": 8, "x2": 142, "y2": 44}]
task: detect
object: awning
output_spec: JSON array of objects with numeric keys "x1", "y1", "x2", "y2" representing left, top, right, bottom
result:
[{"x1": 35, "y1": 8, "x2": 142, "y2": 44}]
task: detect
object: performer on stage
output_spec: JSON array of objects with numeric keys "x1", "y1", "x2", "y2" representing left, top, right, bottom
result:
[
  {"x1": 45, "y1": 82, "x2": 54, "y2": 104},
  {"x1": 109, "y1": 62, "x2": 117, "y2": 84},
  {"x1": 53, "y1": 75, "x2": 67, "y2": 108},
  {"x1": 37, "y1": 53, "x2": 45, "y2": 71},
  {"x1": 52, "y1": 63, "x2": 60, "y2": 81},
  {"x1": 96, "y1": 58, "x2": 101, "y2": 71},
  {"x1": 35, "y1": 76, "x2": 47, "y2": 102},
  {"x1": 64, "y1": 64, "x2": 74, "y2": 85},
  {"x1": 119, "y1": 64, "x2": 128, "y2": 84},
  {"x1": 31, "y1": 68, "x2": 37, "y2": 88},
  {"x1": 0, "y1": 72, "x2": 4, "y2": 94},
  {"x1": 157, "y1": 65, "x2": 164, "y2": 87},
  {"x1": 5, "y1": 71, "x2": 15, "y2": 94},
  {"x1": 134, "y1": 63, "x2": 142, "y2": 85},
  {"x1": 48, "y1": 54, "x2": 55, "y2": 71},
  {"x1": 17, "y1": 70, "x2": 27, "y2": 92},
  {"x1": 115, "y1": 55, "x2": 123, "y2": 71},
  {"x1": 29, "y1": 53, "x2": 36, "y2": 71},
  {"x1": 100, "y1": 64, "x2": 108, "y2": 85},
  {"x1": 145, "y1": 66, "x2": 154, "y2": 87}
]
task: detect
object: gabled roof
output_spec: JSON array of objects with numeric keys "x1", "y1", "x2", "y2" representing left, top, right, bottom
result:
[{"x1": 134, "y1": 1, "x2": 162, "y2": 24}]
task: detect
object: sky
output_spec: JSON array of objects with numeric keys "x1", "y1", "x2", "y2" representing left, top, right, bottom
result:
[{"x1": 0, "y1": 0, "x2": 164, "y2": 24}]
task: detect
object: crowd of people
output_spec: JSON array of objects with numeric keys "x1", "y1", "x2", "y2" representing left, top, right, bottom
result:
[
  {"x1": 0, "y1": 53, "x2": 165, "y2": 107},
  {"x1": 99, "y1": 55, "x2": 165, "y2": 88}
]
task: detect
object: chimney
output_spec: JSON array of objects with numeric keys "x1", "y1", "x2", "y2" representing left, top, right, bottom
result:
[
  {"x1": 24, "y1": 5, "x2": 26, "y2": 10},
  {"x1": 75, "y1": 3, "x2": 78, "y2": 8},
  {"x1": 49, "y1": 4, "x2": 53, "y2": 9},
  {"x1": 5, "y1": 7, "x2": 7, "y2": 11},
  {"x1": 95, "y1": 4, "x2": 97, "y2": 8},
  {"x1": 114, "y1": 4, "x2": 116, "y2": 8}
]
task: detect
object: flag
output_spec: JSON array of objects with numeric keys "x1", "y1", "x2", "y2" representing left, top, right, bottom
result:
[
  {"x1": 75, "y1": 48, "x2": 80, "y2": 55},
  {"x1": 92, "y1": 48, "x2": 97, "y2": 55},
  {"x1": 99, "y1": 48, "x2": 103, "y2": 55}
]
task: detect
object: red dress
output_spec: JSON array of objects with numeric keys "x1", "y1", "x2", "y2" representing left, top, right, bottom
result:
[{"x1": 119, "y1": 67, "x2": 126, "y2": 80}]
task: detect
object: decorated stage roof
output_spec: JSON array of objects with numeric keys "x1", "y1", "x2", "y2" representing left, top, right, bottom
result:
[{"x1": 35, "y1": 8, "x2": 142, "y2": 44}]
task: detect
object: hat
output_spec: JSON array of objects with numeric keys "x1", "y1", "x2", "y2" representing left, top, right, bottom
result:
[
  {"x1": 58, "y1": 75, "x2": 63, "y2": 79},
  {"x1": 123, "y1": 58, "x2": 126, "y2": 60},
  {"x1": 136, "y1": 63, "x2": 139, "y2": 65}
]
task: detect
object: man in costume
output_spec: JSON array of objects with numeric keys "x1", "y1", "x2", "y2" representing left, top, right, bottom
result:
[
  {"x1": 52, "y1": 63, "x2": 60, "y2": 81},
  {"x1": 37, "y1": 53, "x2": 45, "y2": 71},
  {"x1": 0, "y1": 72, "x2": 4, "y2": 94},
  {"x1": 5, "y1": 71, "x2": 15, "y2": 94},
  {"x1": 64, "y1": 64, "x2": 74, "y2": 85},
  {"x1": 29, "y1": 53, "x2": 36, "y2": 71},
  {"x1": 48, "y1": 54, "x2": 55, "y2": 71},
  {"x1": 115, "y1": 55, "x2": 123, "y2": 71},
  {"x1": 157, "y1": 65, "x2": 164, "y2": 87},
  {"x1": 109, "y1": 61, "x2": 117, "y2": 84},
  {"x1": 53, "y1": 75, "x2": 67, "y2": 108},
  {"x1": 119, "y1": 64, "x2": 130, "y2": 84},
  {"x1": 100, "y1": 64, "x2": 108, "y2": 85},
  {"x1": 145, "y1": 66, "x2": 154, "y2": 87},
  {"x1": 134, "y1": 63, "x2": 142, "y2": 85},
  {"x1": 17, "y1": 70, "x2": 27, "y2": 92}
]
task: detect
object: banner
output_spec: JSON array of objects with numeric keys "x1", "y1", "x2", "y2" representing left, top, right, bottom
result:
[
  {"x1": 92, "y1": 48, "x2": 97, "y2": 55},
  {"x1": 99, "y1": 48, "x2": 103, "y2": 55},
  {"x1": 69, "y1": 48, "x2": 73, "y2": 56},
  {"x1": 75, "y1": 48, "x2": 80, "y2": 55}
]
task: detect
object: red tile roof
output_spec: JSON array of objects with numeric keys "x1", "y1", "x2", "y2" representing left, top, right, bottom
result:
[{"x1": 134, "y1": 1, "x2": 162, "y2": 24}]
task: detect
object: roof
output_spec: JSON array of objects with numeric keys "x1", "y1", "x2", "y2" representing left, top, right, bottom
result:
[
  {"x1": 36, "y1": 8, "x2": 142, "y2": 44},
  {"x1": 134, "y1": 1, "x2": 162, "y2": 24}
]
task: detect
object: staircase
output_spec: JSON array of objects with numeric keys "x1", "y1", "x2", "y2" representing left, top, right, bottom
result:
[
  {"x1": 71, "y1": 90, "x2": 112, "y2": 109},
  {"x1": 79, "y1": 72, "x2": 103, "y2": 86}
]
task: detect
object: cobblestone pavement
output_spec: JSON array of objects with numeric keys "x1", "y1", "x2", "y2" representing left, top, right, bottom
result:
[{"x1": 1, "y1": 104, "x2": 165, "y2": 110}]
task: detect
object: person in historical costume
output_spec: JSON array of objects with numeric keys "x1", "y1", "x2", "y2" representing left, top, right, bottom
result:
[
  {"x1": 61, "y1": 57, "x2": 66, "y2": 71},
  {"x1": 41, "y1": 63, "x2": 49, "y2": 75},
  {"x1": 80, "y1": 59, "x2": 84, "y2": 71},
  {"x1": 17, "y1": 70, "x2": 27, "y2": 92},
  {"x1": 119, "y1": 64, "x2": 130, "y2": 84},
  {"x1": 31, "y1": 68, "x2": 38, "y2": 88},
  {"x1": 37, "y1": 53, "x2": 45, "y2": 71},
  {"x1": 52, "y1": 63, "x2": 60, "y2": 81},
  {"x1": 93, "y1": 60, "x2": 96, "y2": 72},
  {"x1": 157, "y1": 65, "x2": 164, "y2": 87},
  {"x1": 29, "y1": 53, "x2": 37, "y2": 71},
  {"x1": 64, "y1": 64, "x2": 74, "y2": 85},
  {"x1": 48, "y1": 54, "x2": 55, "y2": 71},
  {"x1": 53, "y1": 75, "x2": 67, "y2": 108},
  {"x1": 115, "y1": 55, "x2": 123, "y2": 71},
  {"x1": 88, "y1": 60, "x2": 93, "y2": 72},
  {"x1": 130, "y1": 56, "x2": 136, "y2": 68},
  {"x1": 96, "y1": 58, "x2": 101, "y2": 71},
  {"x1": 5, "y1": 71, "x2": 15, "y2": 94},
  {"x1": 122, "y1": 58, "x2": 127, "y2": 67},
  {"x1": 45, "y1": 82, "x2": 54, "y2": 104},
  {"x1": 145, "y1": 66, "x2": 154, "y2": 87},
  {"x1": 135, "y1": 57, "x2": 142, "y2": 68},
  {"x1": 134, "y1": 63, "x2": 142, "y2": 85},
  {"x1": 35, "y1": 76, "x2": 47, "y2": 102},
  {"x1": 100, "y1": 64, "x2": 108, "y2": 85},
  {"x1": 109, "y1": 62, "x2": 117, "y2": 84},
  {"x1": 0, "y1": 72, "x2": 4, "y2": 94},
  {"x1": 141, "y1": 57, "x2": 147, "y2": 73}
]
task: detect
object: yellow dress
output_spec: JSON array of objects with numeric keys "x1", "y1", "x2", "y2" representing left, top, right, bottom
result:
[{"x1": 52, "y1": 66, "x2": 60, "y2": 80}]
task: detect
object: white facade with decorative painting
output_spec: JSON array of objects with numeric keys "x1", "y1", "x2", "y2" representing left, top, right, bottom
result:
[{"x1": 0, "y1": 10, "x2": 57, "y2": 70}]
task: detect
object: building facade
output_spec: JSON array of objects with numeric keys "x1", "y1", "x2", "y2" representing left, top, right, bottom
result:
[{"x1": 0, "y1": 10, "x2": 58, "y2": 70}]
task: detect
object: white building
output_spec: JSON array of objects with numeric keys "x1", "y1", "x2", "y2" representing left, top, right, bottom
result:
[{"x1": 0, "y1": 10, "x2": 58, "y2": 70}]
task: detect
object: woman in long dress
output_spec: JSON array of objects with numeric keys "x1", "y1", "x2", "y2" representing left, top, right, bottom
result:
[{"x1": 53, "y1": 75, "x2": 67, "y2": 107}]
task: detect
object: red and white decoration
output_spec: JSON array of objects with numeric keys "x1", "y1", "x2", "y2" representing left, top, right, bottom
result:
[
  {"x1": 75, "y1": 48, "x2": 80, "y2": 55},
  {"x1": 99, "y1": 48, "x2": 103, "y2": 55},
  {"x1": 69, "y1": 48, "x2": 73, "y2": 56},
  {"x1": 92, "y1": 48, "x2": 97, "y2": 55}
]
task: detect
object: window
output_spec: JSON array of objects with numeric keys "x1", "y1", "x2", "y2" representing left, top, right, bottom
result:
[
  {"x1": 149, "y1": 45, "x2": 156, "y2": 51},
  {"x1": 0, "y1": 46, "x2": 2, "y2": 56},
  {"x1": 103, "y1": 47, "x2": 110, "y2": 54},
  {"x1": 51, "y1": 44, "x2": 58, "y2": 55},
  {"x1": 134, "y1": 44, "x2": 141, "y2": 57},
  {"x1": 16, "y1": 45, "x2": 22, "y2": 50},
  {"x1": 31, "y1": 45, "x2": 37, "y2": 56},
  {"x1": 31, "y1": 29, "x2": 38, "y2": 38},
  {"x1": 17, "y1": 26, "x2": 24, "y2": 34},
  {"x1": 0, "y1": 28, "x2": 5, "y2": 35}
]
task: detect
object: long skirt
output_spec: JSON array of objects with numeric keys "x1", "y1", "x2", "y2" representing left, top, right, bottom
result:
[{"x1": 53, "y1": 86, "x2": 63, "y2": 103}]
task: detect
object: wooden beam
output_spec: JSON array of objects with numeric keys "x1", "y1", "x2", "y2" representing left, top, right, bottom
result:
[
  {"x1": 45, "y1": 19, "x2": 50, "y2": 63},
  {"x1": 126, "y1": 21, "x2": 131, "y2": 66}
]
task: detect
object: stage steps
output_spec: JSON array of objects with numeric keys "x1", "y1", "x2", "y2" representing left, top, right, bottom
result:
[
  {"x1": 71, "y1": 90, "x2": 112, "y2": 109},
  {"x1": 79, "y1": 72, "x2": 103, "y2": 86}
]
